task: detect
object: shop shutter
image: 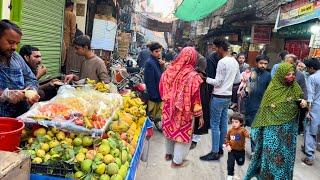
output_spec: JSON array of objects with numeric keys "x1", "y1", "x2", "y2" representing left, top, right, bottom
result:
[{"x1": 20, "y1": 0, "x2": 64, "y2": 81}]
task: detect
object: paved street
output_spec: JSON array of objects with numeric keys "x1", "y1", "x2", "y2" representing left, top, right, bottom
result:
[{"x1": 136, "y1": 129, "x2": 320, "y2": 180}]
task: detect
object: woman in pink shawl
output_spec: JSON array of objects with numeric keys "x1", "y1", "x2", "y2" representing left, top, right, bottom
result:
[{"x1": 159, "y1": 47, "x2": 204, "y2": 168}]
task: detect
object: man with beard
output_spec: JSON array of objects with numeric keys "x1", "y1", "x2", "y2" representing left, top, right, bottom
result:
[
  {"x1": 0, "y1": 20, "x2": 39, "y2": 117},
  {"x1": 244, "y1": 55, "x2": 271, "y2": 153},
  {"x1": 19, "y1": 45, "x2": 62, "y2": 100}
]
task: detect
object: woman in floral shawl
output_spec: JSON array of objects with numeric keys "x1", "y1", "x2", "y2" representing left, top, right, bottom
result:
[
  {"x1": 245, "y1": 63, "x2": 307, "y2": 179},
  {"x1": 159, "y1": 47, "x2": 204, "y2": 168}
]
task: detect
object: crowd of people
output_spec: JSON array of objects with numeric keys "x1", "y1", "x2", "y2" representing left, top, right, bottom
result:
[
  {"x1": 141, "y1": 37, "x2": 320, "y2": 179},
  {"x1": 0, "y1": 2, "x2": 320, "y2": 179}
]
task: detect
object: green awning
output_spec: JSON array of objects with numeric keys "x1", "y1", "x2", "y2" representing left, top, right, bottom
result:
[{"x1": 174, "y1": 0, "x2": 227, "y2": 21}]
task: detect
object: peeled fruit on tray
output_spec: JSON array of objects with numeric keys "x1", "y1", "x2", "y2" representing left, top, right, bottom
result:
[
  {"x1": 25, "y1": 90, "x2": 38, "y2": 100},
  {"x1": 82, "y1": 136, "x2": 93, "y2": 147},
  {"x1": 56, "y1": 131, "x2": 66, "y2": 141},
  {"x1": 81, "y1": 159, "x2": 93, "y2": 172},
  {"x1": 34, "y1": 128, "x2": 46, "y2": 137},
  {"x1": 98, "y1": 144, "x2": 110, "y2": 155},
  {"x1": 36, "y1": 149, "x2": 45, "y2": 158},
  {"x1": 103, "y1": 154, "x2": 115, "y2": 164},
  {"x1": 106, "y1": 163, "x2": 119, "y2": 175},
  {"x1": 41, "y1": 143, "x2": 50, "y2": 152},
  {"x1": 95, "y1": 163, "x2": 106, "y2": 175},
  {"x1": 86, "y1": 150, "x2": 96, "y2": 160},
  {"x1": 76, "y1": 153, "x2": 86, "y2": 162},
  {"x1": 73, "y1": 137, "x2": 83, "y2": 146},
  {"x1": 32, "y1": 157, "x2": 43, "y2": 164},
  {"x1": 100, "y1": 174, "x2": 111, "y2": 180},
  {"x1": 74, "y1": 171, "x2": 84, "y2": 179},
  {"x1": 110, "y1": 174, "x2": 122, "y2": 180}
]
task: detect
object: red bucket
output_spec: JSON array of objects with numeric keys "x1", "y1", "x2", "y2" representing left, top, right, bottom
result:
[{"x1": 0, "y1": 117, "x2": 25, "y2": 152}]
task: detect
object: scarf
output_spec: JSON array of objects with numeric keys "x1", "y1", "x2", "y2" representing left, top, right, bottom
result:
[
  {"x1": 159, "y1": 47, "x2": 203, "y2": 124},
  {"x1": 252, "y1": 63, "x2": 303, "y2": 128}
]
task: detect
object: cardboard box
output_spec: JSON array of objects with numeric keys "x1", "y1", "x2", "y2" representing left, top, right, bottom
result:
[{"x1": 0, "y1": 151, "x2": 31, "y2": 180}]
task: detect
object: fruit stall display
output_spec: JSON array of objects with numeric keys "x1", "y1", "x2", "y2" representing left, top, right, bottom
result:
[
  {"x1": 19, "y1": 85, "x2": 123, "y2": 135},
  {"x1": 18, "y1": 83, "x2": 152, "y2": 180}
]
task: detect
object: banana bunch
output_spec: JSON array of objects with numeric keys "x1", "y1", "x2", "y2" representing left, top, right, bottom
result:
[
  {"x1": 86, "y1": 78, "x2": 96, "y2": 86},
  {"x1": 95, "y1": 82, "x2": 110, "y2": 92}
]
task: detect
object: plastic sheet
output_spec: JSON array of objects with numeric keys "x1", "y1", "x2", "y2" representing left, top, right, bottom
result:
[{"x1": 18, "y1": 85, "x2": 123, "y2": 136}]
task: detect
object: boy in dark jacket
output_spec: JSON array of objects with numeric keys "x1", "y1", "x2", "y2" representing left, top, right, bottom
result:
[{"x1": 144, "y1": 42, "x2": 164, "y2": 122}]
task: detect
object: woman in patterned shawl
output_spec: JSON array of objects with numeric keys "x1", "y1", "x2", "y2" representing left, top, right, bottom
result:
[
  {"x1": 159, "y1": 47, "x2": 204, "y2": 168},
  {"x1": 245, "y1": 63, "x2": 307, "y2": 179}
]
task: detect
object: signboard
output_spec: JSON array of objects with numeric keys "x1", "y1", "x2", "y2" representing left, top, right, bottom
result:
[
  {"x1": 277, "y1": 22, "x2": 312, "y2": 39},
  {"x1": 251, "y1": 25, "x2": 271, "y2": 44},
  {"x1": 275, "y1": 0, "x2": 320, "y2": 29},
  {"x1": 310, "y1": 34, "x2": 320, "y2": 48},
  {"x1": 91, "y1": 19, "x2": 117, "y2": 51}
]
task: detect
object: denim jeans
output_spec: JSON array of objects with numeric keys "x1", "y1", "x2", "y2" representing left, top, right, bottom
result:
[{"x1": 210, "y1": 96, "x2": 231, "y2": 153}]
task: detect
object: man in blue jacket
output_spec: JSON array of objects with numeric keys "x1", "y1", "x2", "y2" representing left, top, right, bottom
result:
[
  {"x1": 245, "y1": 55, "x2": 271, "y2": 154},
  {"x1": 144, "y1": 42, "x2": 164, "y2": 122}
]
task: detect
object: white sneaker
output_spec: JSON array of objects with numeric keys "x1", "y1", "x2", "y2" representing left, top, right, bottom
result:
[{"x1": 227, "y1": 176, "x2": 233, "y2": 180}]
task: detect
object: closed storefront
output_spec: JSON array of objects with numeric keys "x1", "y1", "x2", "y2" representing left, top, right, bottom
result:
[{"x1": 11, "y1": 0, "x2": 65, "y2": 80}]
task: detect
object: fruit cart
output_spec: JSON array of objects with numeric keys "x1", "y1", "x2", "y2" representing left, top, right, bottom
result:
[
  {"x1": 16, "y1": 83, "x2": 152, "y2": 180},
  {"x1": 28, "y1": 118, "x2": 153, "y2": 180}
]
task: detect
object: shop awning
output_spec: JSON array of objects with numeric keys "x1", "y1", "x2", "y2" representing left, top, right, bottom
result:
[{"x1": 174, "y1": 0, "x2": 227, "y2": 21}]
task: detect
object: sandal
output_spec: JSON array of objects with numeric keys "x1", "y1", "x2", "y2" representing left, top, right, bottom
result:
[
  {"x1": 301, "y1": 157, "x2": 313, "y2": 166},
  {"x1": 165, "y1": 154, "x2": 173, "y2": 161},
  {"x1": 171, "y1": 160, "x2": 189, "y2": 168}
]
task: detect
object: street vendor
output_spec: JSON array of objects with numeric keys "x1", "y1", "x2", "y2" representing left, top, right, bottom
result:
[
  {"x1": 19, "y1": 45, "x2": 62, "y2": 100},
  {"x1": 64, "y1": 35, "x2": 110, "y2": 83},
  {"x1": 0, "y1": 20, "x2": 40, "y2": 117}
]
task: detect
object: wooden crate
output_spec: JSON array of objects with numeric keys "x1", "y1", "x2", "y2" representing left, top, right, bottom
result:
[{"x1": 0, "y1": 151, "x2": 31, "y2": 180}]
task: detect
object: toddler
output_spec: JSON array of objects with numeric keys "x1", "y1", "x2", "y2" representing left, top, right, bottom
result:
[
  {"x1": 225, "y1": 113, "x2": 249, "y2": 180},
  {"x1": 237, "y1": 67, "x2": 251, "y2": 97}
]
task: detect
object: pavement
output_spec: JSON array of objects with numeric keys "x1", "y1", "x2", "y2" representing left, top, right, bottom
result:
[{"x1": 136, "y1": 129, "x2": 320, "y2": 180}]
